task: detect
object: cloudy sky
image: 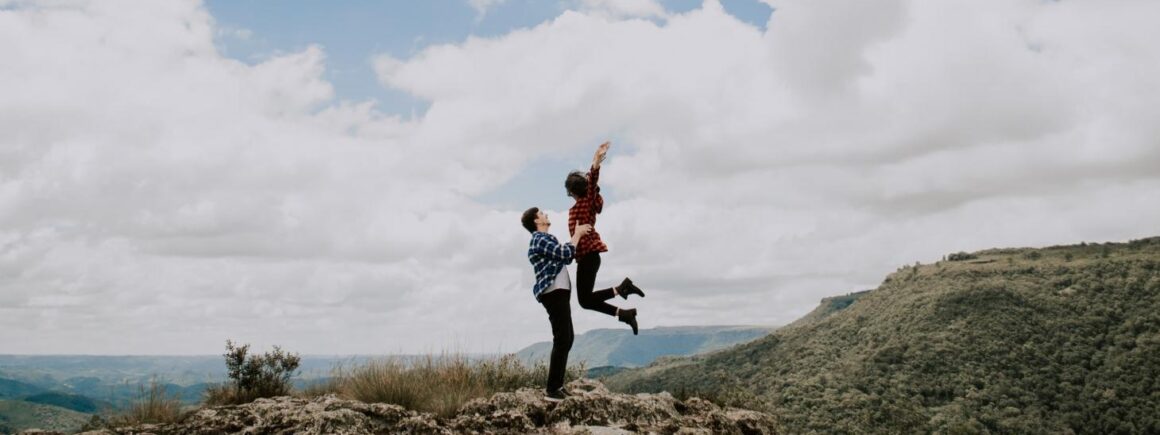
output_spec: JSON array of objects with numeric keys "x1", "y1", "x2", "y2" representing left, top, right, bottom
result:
[{"x1": 2, "y1": 0, "x2": 1158, "y2": 355}]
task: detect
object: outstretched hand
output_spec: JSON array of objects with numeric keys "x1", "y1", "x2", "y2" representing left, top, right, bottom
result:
[{"x1": 593, "y1": 141, "x2": 610, "y2": 168}]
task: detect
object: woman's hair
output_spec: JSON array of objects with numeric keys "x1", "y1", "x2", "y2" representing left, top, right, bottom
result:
[
  {"x1": 565, "y1": 171, "x2": 588, "y2": 198},
  {"x1": 521, "y1": 207, "x2": 540, "y2": 233}
]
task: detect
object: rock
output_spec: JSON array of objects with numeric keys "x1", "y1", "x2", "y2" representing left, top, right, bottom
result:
[
  {"x1": 95, "y1": 380, "x2": 780, "y2": 434},
  {"x1": 550, "y1": 379, "x2": 683, "y2": 431}
]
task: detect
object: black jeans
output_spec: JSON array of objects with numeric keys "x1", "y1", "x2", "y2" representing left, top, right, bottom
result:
[
  {"x1": 576, "y1": 253, "x2": 618, "y2": 317},
  {"x1": 539, "y1": 289, "x2": 574, "y2": 392}
]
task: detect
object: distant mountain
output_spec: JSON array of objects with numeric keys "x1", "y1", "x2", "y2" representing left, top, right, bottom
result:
[
  {"x1": 0, "y1": 378, "x2": 43, "y2": 399},
  {"x1": 0, "y1": 399, "x2": 91, "y2": 434},
  {"x1": 0, "y1": 355, "x2": 386, "y2": 388},
  {"x1": 516, "y1": 325, "x2": 776, "y2": 369},
  {"x1": 608, "y1": 237, "x2": 1160, "y2": 433},
  {"x1": 0, "y1": 355, "x2": 225, "y2": 389}
]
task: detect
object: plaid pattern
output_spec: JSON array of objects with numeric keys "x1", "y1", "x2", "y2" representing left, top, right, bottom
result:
[
  {"x1": 528, "y1": 231, "x2": 576, "y2": 301},
  {"x1": 568, "y1": 165, "x2": 609, "y2": 257}
]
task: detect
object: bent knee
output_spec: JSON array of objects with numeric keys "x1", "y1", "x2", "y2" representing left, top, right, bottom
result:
[{"x1": 577, "y1": 297, "x2": 599, "y2": 309}]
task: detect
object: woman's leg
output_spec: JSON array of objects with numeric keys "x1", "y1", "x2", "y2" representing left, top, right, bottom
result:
[{"x1": 575, "y1": 253, "x2": 619, "y2": 317}]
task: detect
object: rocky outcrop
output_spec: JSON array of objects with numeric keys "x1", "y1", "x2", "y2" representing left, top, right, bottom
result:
[{"x1": 34, "y1": 379, "x2": 778, "y2": 434}]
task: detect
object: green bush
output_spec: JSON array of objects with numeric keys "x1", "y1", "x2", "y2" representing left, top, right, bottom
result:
[
  {"x1": 204, "y1": 340, "x2": 301, "y2": 405},
  {"x1": 947, "y1": 252, "x2": 977, "y2": 261}
]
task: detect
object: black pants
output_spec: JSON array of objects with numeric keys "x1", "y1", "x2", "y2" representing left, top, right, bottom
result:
[
  {"x1": 539, "y1": 289, "x2": 574, "y2": 392},
  {"x1": 576, "y1": 253, "x2": 619, "y2": 317}
]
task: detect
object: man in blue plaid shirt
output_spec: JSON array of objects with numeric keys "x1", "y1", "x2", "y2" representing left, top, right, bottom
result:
[{"x1": 521, "y1": 207, "x2": 591, "y2": 402}]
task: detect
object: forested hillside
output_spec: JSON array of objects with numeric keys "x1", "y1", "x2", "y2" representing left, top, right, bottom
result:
[{"x1": 609, "y1": 237, "x2": 1160, "y2": 434}]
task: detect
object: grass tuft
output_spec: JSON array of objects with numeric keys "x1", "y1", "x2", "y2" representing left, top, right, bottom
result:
[
  {"x1": 107, "y1": 378, "x2": 184, "y2": 427},
  {"x1": 308, "y1": 353, "x2": 583, "y2": 417}
]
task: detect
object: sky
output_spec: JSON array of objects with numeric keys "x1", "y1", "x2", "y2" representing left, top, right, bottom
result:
[{"x1": 1, "y1": 0, "x2": 1158, "y2": 355}]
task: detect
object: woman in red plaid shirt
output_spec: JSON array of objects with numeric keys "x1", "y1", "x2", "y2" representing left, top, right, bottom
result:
[{"x1": 566, "y1": 141, "x2": 646, "y2": 334}]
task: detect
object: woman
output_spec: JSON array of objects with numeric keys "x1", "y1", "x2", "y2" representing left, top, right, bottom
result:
[{"x1": 566, "y1": 141, "x2": 646, "y2": 334}]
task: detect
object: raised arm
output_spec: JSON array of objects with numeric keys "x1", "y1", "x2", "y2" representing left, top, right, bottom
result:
[
  {"x1": 592, "y1": 141, "x2": 609, "y2": 170},
  {"x1": 587, "y1": 142, "x2": 609, "y2": 211}
]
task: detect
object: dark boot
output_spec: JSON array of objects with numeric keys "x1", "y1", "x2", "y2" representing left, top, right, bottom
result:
[
  {"x1": 617, "y1": 308, "x2": 639, "y2": 335},
  {"x1": 617, "y1": 278, "x2": 645, "y2": 299},
  {"x1": 545, "y1": 389, "x2": 566, "y2": 402}
]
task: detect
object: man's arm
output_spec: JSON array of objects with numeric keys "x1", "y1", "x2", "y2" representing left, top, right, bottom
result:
[
  {"x1": 532, "y1": 226, "x2": 590, "y2": 262},
  {"x1": 531, "y1": 233, "x2": 575, "y2": 263}
]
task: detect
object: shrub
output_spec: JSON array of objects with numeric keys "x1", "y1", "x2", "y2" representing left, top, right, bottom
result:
[
  {"x1": 947, "y1": 252, "x2": 977, "y2": 261},
  {"x1": 204, "y1": 340, "x2": 301, "y2": 405}
]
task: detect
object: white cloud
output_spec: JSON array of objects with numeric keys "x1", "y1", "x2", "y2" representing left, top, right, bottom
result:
[
  {"x1": 578, "y1": 0, "x2": 668, "y2": 20},
  {"x1": 2, "y1": 0, "x2": 1159, "y2": 355},
  {"x1": 0, "y1": 1, "x2": 532, "y2": 354},
  {"x1": 467, "y1": 0, "x2": 507, "y2": 19},
  {"x1": 375, "y1": 0, "x2": 1160, "y2": 339}
]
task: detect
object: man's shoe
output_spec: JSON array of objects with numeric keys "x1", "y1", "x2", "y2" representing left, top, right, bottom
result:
[
  {"x1": 618, "y1": 278, "x2": 645, "y2": 299},
  {"x1": 617, "y1": 308, "x2": 639, "y2": 335},
  {"x1": 555, "y1": 387, "x2": 573, "y2": 398},
  {"x1": 545, "y1": 389, "x2": 567, "y2": 402}
]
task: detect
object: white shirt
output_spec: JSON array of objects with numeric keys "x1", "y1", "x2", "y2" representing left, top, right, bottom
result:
[{"x1": 542, "y1": 266, "x2": 571, "y2": 295}]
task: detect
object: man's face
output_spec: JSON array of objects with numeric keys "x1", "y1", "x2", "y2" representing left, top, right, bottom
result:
[{"x1": 536, "y1": 211, "x2": 550, "y2": 229}]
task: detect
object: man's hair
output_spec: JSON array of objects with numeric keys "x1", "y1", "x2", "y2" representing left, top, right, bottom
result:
[
  {"x1": 521, "y1": 207, "x2": 540, "y2": 233},
  {"x1": 565, "y1": 171, "x2": 588, "y2": 198}
]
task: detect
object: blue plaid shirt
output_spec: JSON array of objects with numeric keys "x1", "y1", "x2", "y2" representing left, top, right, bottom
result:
[{"x1": 527, "y1": 231, "x2": 576, "y2": 301}]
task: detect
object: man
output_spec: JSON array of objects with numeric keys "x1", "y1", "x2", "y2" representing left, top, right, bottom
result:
[
  {"x1": 522, "y1": 207, "x2": 591, "y2": 402},
  {"x1": 566, "y1": 141, "x2": 646, "y2": 334}
]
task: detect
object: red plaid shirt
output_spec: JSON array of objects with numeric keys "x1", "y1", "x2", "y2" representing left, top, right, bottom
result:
[{"x1": 568, "y1": 165, "x2": 609, "y2": 257}]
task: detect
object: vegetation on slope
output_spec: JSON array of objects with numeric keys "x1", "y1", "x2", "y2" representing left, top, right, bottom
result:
[
  {"x1": 609, "y1": 237, "x2": 1160, "y2": 434},
  {"x1": 0, "y1": 399, "x2": 91, "y2": 433}
]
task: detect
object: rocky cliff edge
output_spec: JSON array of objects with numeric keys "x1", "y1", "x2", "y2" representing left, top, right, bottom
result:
[{"x1": 21, "y1": 379, "x2": 778, "y2": 434}]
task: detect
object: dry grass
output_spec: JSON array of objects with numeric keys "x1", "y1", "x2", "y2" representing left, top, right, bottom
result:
[
  {"x1": 108, "y1": 378, "x2": 184, "y2": 426},
  {"x1": 309, "y1": 353, "x2": 583, "y2": 417}
]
